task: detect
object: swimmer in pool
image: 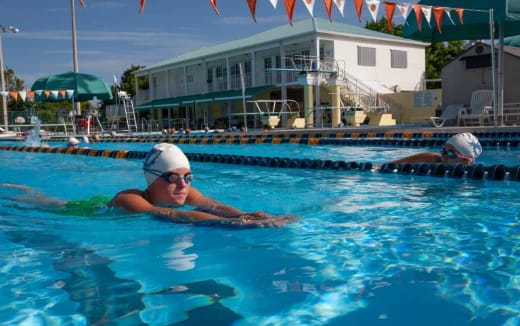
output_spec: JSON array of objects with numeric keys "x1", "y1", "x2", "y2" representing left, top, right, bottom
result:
[
  {"x1": 108, "y1": 143, "x2": 295, "y2": 227},
  {"x1": 384, "y1": 132, "x2": 482, "y2": 166}
]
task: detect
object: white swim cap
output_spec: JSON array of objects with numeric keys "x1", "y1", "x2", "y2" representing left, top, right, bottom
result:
[
  {"x1": 445, "y1": 133, "x2": 482, "y2": 160},
  {"x1": 68, "y1": 137, "x2": 79, "y2": 145},
  {"x1": 143, "y1": 143, "x2": 190, "y2": 185}
]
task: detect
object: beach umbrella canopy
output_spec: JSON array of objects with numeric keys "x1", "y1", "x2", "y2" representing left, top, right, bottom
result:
[
  {"x1": 31, "y1": 71, "x2": 113, "y2": 102},
  {"x1": 504, "y1": 34, "x2": 520, "y2": 47},
  {"x1": 402, "y1": 0, "x2": 520, "y2": 42}
]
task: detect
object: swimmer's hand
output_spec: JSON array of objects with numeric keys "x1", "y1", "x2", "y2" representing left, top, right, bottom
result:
[{"x1": 228, "y1": 212, "x2": 298, "y2": 228}]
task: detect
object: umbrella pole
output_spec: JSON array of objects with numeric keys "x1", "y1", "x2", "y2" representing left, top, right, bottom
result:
[
  {"x1": 498, "y1": 22, "x2": 505, "y2": 126},
  {"x1": 489, "y1": 9, "x2": 497, "y2": 127}
]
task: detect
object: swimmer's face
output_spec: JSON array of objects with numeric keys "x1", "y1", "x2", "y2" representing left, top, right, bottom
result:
[
  {"x1": 440, "y1": 144, "x2": 474, "y2": 165},
  {"x1": 148, "y1": 167, "x2": 192, "y2": 206}
]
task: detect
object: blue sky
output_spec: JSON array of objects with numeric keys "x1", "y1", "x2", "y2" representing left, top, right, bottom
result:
[{"x1": 0, "y1": 0, "x2": 410, "y2": 89}]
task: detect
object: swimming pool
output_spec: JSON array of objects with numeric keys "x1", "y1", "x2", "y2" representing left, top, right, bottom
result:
[{"x1": 0, "y1": 140, "x2": 519, "y2": 325}]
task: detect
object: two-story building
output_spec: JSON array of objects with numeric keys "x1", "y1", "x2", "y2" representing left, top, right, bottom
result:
[{"x1": 134, "y1": 17, "x2": 427, "y2": 130}]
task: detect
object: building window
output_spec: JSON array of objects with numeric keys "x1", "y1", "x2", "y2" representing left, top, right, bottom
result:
[
  {"x1": 207, "y1": 69, "x2": 213, "y2": 83},
  {"x1": 463, "y1": 54, "x2": 491, "y2": 69},
  {"x1": 357, "y1": 46, "x2": 376, "y2": 66},
  {"x1": 187, "y1": 74, "x2": 194, "y2": 83},
  {"x1": 391, "y1": 49, "x2": 407, "y2": 68}
]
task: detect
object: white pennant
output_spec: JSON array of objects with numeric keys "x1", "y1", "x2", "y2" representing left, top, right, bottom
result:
[
  {"x1": 51, "y1": 90, "x2": 59, "y2": 99},
  {"x1": 334, "y1": 0, "x2": 345, "y2": 16},
  {"x1": 302, "y1": 0, "x2": 315, "y2": 17},
  {"x1": 396, "y1": 3, "x2": 410, "y2": 20},
  {"x1": 365, "y1": 0, "x2": 380, "y2": 23},
  {"x1": 0, "y1": 91, "x2": 8, "y2": 97},
  {"x1": 66, "y1": 89, "x2": 75, "y2": 99},
  {"x1": 421, "y1": 5, "x2": 432, "y2": 28},
  {"x1": 18, "y1": 91, "x2": 27, "y2": 101},
  {"x1": 35, "y1": 90, "x2": 43, "y2": 96},
  {"x1": 444, "y1": 8, "x2": 455, "y2": 25},
  {"x1": 269, "y1": 0, "x2": 278, "y2": 9}
]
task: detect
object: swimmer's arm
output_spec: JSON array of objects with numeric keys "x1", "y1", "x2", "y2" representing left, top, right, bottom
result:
[
  {"x1": 389, "y1": 152, "x2": 442, "y2": 165},
  {"x1": 187, "y1": 187, "x2": 246, "y2": 218},
  {"x1": 108, "y1": 189, "x2": 259, "y2": 226}
]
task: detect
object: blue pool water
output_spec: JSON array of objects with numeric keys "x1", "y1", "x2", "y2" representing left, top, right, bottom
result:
[{"x1": 0, "y1": 141, "x2": 519, "y2": 325}]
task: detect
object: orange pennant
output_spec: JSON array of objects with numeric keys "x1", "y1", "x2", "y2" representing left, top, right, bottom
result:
[
  {"x1": 59, "y1": 89, "x2": 67, "y2": 99},
  {"x1": 78, "y1": 0, "x2": 86, "y2": 7},
  {"x1": 412, "y1": 4, "x2": 423, "y2": 31},
  {"x1": 43, "y1": 90, "x2": 51, "y2": 99},
  {"x1": 384, "y1": 2, "x2": 396, "y2": 32},
  {"x1": 454, "y1": 8, "x2": 464, "y2": 24},
  {"x1": 284, "y1": 0, "x2": 296, "y2": 26},
  {"x1": 27, "y1": 91, "x2": 35, "y2": 101},
  {"x1": 353, "y1": 0, "x2": 364, "y2": 22},
  {"x1": 247, "y1": 0, "x2": 257, "y2": 22},
  {"x1": 209, "y1": 0, "x2": 221, "y2": 15},
  {"x1": 433, "y1": 7, "x2": 444, "y2": 33},
  {"x1": 323, "y1": 0, "x2": 333, "y2": 22},
  {"x1": 139, "y1": 0, "x2": 146, "y2": 13},
  {"x1": 9, "y1": 91, "x2": 18, "y2": 101}
]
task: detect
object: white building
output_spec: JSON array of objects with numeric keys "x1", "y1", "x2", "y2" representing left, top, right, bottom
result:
[
  {"x1": 134, "y1": 17, "x2": 427, "y2": 130},
  {"x1": 442, "y1": 42, "x2": 520, "y2": 107}
]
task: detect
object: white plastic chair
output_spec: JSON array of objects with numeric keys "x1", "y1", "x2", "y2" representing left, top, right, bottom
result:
[
  {"x1": 426, "y1": 104, "x2": 462, "y2": 127},
  {"x1": 457, "y1": 90, "x2": 493, "y2": 126}
]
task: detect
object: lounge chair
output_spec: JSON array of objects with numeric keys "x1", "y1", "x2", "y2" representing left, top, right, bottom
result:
[
  {"x1": 426, "y1": 104, "x2": 462, "y2": 127},
  {"x1": 457, "y1": 90, "x2": 493, "y2": 126}
]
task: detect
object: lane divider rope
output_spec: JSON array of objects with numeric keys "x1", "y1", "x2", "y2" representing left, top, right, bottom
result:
[{"x1": 0, "y1": 145, "x2": 518, "y2": 182}]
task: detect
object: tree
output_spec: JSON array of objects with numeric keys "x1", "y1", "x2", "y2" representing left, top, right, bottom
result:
[
  {"x1": 4, "y1": 68, "x2": 25, "y2": 90},
  {"x1": 117, "y1": 65, "x2": 148, "y2": 98},
  {"x1": 365, "y1": 18, "x2": 465, "y2": 88},
  {"x1": 364, "y1": 17, "x2": 403, "y2": 36}
]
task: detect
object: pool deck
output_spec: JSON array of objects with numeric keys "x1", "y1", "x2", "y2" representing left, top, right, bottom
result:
[{"x1": 2, "y1": 124, "x2": 520, "y2": 142}]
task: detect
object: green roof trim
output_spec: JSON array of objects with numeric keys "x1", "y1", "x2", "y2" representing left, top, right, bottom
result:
[
  {"x1": 137, "y1": 17, "x2": 424, "y2": 74},
  {"x1": 135, "y1": 85, "x2": 273, "y2": 110}
]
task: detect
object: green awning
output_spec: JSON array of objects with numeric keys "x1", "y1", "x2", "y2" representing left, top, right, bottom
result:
[{"x1": 135, "y1": 85, "x2": 273, "y2": 110}]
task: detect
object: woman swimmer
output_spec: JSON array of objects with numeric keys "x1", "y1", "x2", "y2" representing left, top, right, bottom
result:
[{"x1": 108, "y1": 143, "x2": 295, "y2": 228}]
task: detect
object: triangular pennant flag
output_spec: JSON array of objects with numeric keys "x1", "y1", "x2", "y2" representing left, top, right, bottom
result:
[
  {"x1": 35, "y1": 90, "x2": 43, "y2": 96},
  {"x1": 433, "y1": 7, "x2": 444, "y2": 33},
  {"x1": 269, "y1": 0, "x2": 278, "y2": 8},
  {"x1": 396, "y1": 3, "x2": 409, "y2": 21},
  {"x1": 444, "y1": 8, "x2": 455, "y2": 25},
  {"x1": 421, "y1": 5, "x2": 432, "y2": 28},
  {"x1": 284, "y1": 0, "x2": 296, "y2": 26},
  {"x1": 43, "y1": 90, "x2": 51, "y2": 99},
  {"x1": 454, "y1": 8, "x2": 464, "y2": 24},
  {"x1": 9, "y1": 91, "x2": 18, "y2": 101},
  {"x1": 78, "y1": 0, "x2": 86, "y2": 7},
  {"x1": 412, "y1": 4, "x2": 423, "y2": 31},
  {"x1": 302, "y1": 0, "x2": 315, "y2": 17},
  {"x1": 247, "y1": 0, "x2": 258, "y2": 22},
  {"x1": 209, "y1": 0, "x2": 220, "y2": 15},
  {"x1": 26, "y1": 91, "x2": 35, "y2": 101},
  {"x1": 59, "y1": 89, "x2": 67, "y2": 99},
  {"x1": 334, "y1": 0, "x2": 345, "y2": 16},
  {"x1": 323, "y1": 0, "x2": 333, "y2": 22},
  {"x1": 139, "y1": 0, "x2": 146, "y2": 13},
  {"x1": 384, "y1": 2, "x2": 396, "y2": 32},
  {"x1": 66, "y1": 90, "x2": 75, "y2": 99},
  {"x1": 51, "y1": 90, "x2": 59, "y2": 100},
  {"x1": 18, "y1": 91, "x2": 27, "y2": 102},
  {"x1": 0, "y1": 91, "x2": 8, "y2": 97},
  {"x1": 353, "y1": 0, "x2": 364, "y2": 22},
  {"x1": 365, "y1": 0, "x2": 380, "y2": 23}
]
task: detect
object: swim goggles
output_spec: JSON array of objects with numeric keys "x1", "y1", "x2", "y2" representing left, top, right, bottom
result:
[
  {"x1": 144, "y1": 168, "x2": 193, "y2": 185},
  {"x1": 440, "y1": 147, "x2": 472, "y2": 160}
]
